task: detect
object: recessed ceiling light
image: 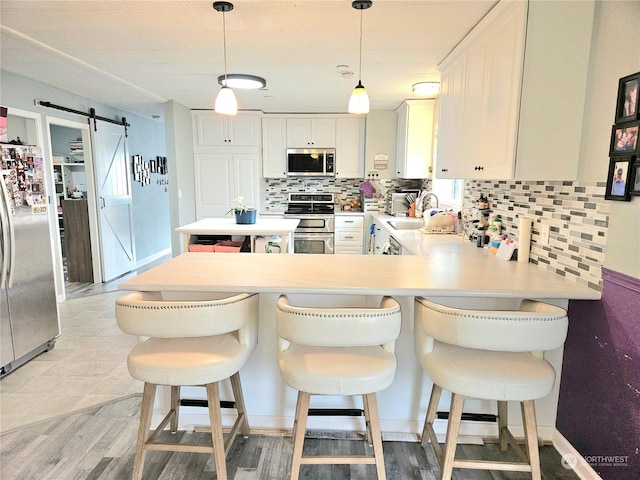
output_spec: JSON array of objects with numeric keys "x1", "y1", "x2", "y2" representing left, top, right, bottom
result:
[
  {"x1": 218, "y1": 74, "x2": 266, "y2": 90},
  {"x1": 412, "y1": 82, "x2": 440, "y2": 96}
]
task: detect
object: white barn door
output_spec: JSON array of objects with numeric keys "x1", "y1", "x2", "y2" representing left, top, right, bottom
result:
[{"x1": 90, "y1": 121, "x2": 135, "y2": 281}]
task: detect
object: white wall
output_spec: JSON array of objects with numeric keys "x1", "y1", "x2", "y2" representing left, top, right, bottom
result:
[
  {"x1": 364, "y1": 109, "x2": 398, "y2": 179},
  {"x1": 163, "y1": 100, "x2": 196, "y2": 256},
  {"x1": 578, "y1": 1, "x2": 640, "y2": 278}
]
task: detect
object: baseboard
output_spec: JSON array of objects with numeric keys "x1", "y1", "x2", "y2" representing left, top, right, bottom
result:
[
  {"x1": 135, "y1": 248, "x2": 171, "y2": 269},
  {"x1": 553, "y1": 429, "x2": 603, "y2": 480}
]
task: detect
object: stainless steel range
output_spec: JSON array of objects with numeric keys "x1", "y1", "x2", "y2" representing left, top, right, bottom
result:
[{"x1": 284, "y1": 193, "x2": 335, "y2": 254}]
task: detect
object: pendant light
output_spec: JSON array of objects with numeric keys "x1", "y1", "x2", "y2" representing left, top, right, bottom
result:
[
  {"x1": 348, "y1": 0, "x2": 372, "y2": 114},
  {"x1": 213, "y1": 1, "x2": 237, "y2": 115}
]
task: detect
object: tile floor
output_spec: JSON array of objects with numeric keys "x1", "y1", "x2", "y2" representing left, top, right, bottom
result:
[{"x1": 0, "y1": 290, "x2": 142, "y2": 433}]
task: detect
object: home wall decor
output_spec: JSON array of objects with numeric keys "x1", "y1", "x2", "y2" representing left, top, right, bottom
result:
[
  {"x1": 606, "y1": 71, "x2": 640, "y2": 202},
  {"x1": 132, "y1": 155, "x2": 168, "y2": 187}
]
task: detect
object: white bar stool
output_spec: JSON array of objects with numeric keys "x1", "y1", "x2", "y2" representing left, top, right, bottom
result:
[
  {"x1": 414, "y1": 297, "x2": 569, "y2": 480},
  {"x1": 276, "y1": 295, "x2": 402, "y2": 480},
  {"x1": 115, "y1": 291, "x2": 259, "y2": 480}
]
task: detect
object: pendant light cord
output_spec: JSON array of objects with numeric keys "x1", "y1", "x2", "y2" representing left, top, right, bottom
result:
[
  {"x1": 358, "y1": 8, "x2": 363, "y2": 82},
  {"x1": 222, "y1": 10, "x2": 228, "y2": 81}
]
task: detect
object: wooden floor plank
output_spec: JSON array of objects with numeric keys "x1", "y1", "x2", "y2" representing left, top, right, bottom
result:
[{"x1": 0, "y1": 396, "x2": 581, "y2": 480}]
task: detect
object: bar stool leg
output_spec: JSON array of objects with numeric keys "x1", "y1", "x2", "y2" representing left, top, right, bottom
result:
[
  {"x1": 363, "y1": 393, "x2": 373, "y2": 445},
  {"x1": 290, "y1": 390, "x2": 303, "y2": 447},
  {"x1": 441, "y1": 393, "x2": 464, "y2": 480},
  {"x1": 497, "y1": 400, "x2": 508, "y2": 452},
  {"x1": 521, "y1": 400, "x2": 542, "y2": 480},
  {"x1": 170, "y1": 386, "x2": 180, "y2": 434},
  {"x1": 290, "y1": 391, "x2": 310, "y2": 480},
  {"x1": 422, "y1": 384, "x2": 442, "y2": 448},
  {"x1": 132, "y1": 382, "x2": 156, "y2": 480},
  {"x1": 230, "y1": 372, "x2": 250, "y2": 438},
  {"x1": 206, "y1": 382, "x2": 227, "y2": 480},
  {"x1": 365, "y1": 393, "x2": 386, "y2": 480}
]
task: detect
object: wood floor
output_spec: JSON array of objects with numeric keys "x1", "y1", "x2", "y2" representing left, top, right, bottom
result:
[{"x1": 0, "y1": 395, "x2": 580, "y2": 480}]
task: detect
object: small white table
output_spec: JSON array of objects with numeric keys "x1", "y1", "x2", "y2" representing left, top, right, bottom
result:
[{"x1": 176, "y1": 217, "x2": 300, "y2": 253}]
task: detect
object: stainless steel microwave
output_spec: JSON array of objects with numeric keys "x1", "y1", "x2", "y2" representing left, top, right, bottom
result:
[{"x1": 286, "y1": 148, "x2": 335, "y2": 177}]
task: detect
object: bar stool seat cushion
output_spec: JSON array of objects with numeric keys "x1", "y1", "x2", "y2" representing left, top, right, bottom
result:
[
  {"x1": 128, "y1": 334, "x2": 251, "y2": 386},
  {"x1": 279, "y1": 344, "x2": 397, "y2": 396},
  {"x1": 420, "y1": 341, "x2": 556, "y2": 402}
]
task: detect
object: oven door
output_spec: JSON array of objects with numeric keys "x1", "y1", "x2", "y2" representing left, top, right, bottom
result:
[
  {"x1": 293, "y1": 233, "x2": 334, "y2": 254},
  {"x1": 287, "y1": 215, "x2": 334, "y2": 233}
]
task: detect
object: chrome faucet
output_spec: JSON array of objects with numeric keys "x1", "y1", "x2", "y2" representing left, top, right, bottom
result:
[{"x1": 421, "y1": 192, "x2": 439, "y2": 209}]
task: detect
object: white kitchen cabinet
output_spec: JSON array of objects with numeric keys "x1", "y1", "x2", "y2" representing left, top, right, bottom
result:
[
  {"x1": 262, "y1": 117, "x2": 287, "y2": 178},
  {"x1": 373, "y1": 221, "x2": 390, "y2": 255},
  {"x1": 193, "y1": 153, "x2": 260, "y2": 219},
  {"x1": 395, "y1": 99, "x2": 435, "y2": 179},
  {"x1": 436, "y1": 0, "x2": 594, "y2": 180},
  {"x1": 286, "y1": 118, "x2": 336, "y2": 148},
  {"x1": 436, "y1": 50, "x2": 467, "y2": 179},
  {"x1": 193, "y1": 111, "x2": 261, "y2": 147},
  {"x1": 334, "y1": 214, "x2": 364, "y2": 254},
  {"x1": 335, "y1": 117, "x2": 365, "y2": 178}
]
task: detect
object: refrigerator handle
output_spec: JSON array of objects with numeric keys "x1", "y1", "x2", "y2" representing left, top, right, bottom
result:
[{"x1": 0, "y1": 176, "x2": 13, "y2": 288}]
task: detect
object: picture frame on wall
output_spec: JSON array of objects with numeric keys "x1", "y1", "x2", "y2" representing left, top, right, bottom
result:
[
  {"x1": 609, "y1": 121, "x2": 639, "y2": 156},
  {"x1": 629, "y1": 160, "x2": 640, "y2": 196},
  {"x1": 615, "y1": 72, "x2": 639, "y2": 123},
  {"x1": 605, "y1": 156, "x2": 633, "y2": 201}
]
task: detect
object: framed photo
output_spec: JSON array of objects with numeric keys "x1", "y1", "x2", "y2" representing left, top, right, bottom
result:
[
  {"x1": 629, "y1": 160, "x2": 640, "y2": 196},
  {"x1": 605, "y1": 156, "x2": 633, "y2": 201},
  {"x1": 615, "y1": 72, "x2": 639, "y2": 123},
  {"x1": 609, "y1": 121, "x2": 639, "y2": 156}
]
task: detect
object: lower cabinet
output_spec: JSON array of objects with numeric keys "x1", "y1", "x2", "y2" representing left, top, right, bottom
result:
[
  {"x1": 193, "y1": 153, "x2": 260, "y2": 219},
  {"x1": 334, "y1": 215, "x2": 364, "y2": 254},
  {"x1": 373, "y1": 221, "x2": 390, "y2": 255}
]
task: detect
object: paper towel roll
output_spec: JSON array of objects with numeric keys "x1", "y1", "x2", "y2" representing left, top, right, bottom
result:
[{"x1": 517, "y1": 218, "x2": 533, "y2": 263}]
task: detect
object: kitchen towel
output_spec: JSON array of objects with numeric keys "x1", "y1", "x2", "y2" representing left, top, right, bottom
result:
[{"x1": 517, "y1": 217, "x2": 533, "y2": 263}]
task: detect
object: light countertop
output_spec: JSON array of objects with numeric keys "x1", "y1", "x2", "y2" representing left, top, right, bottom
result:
[
  {"x1": 119, "y1": 248, "x2": 599, "y2": 300},
  {"x1": 371, "y1": 213, "x2": 456, "y2": 255},
  {"x1": 176, "y1": 217, "x2": 300, "y2": 236}
]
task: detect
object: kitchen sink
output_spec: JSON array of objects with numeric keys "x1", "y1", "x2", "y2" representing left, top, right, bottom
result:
[{"x1": 387, "y1": 219, "x2": 423, "y2": 230}]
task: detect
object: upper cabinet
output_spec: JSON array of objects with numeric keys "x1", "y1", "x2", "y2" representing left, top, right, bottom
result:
[
  {"x1": 335, "y1": 117, "x2": 365, "y2": 178},
  {"x1": 395, "y1": 99, "x2": 435, "y2": 179},
  {"x1": 436, "y1": 0, "x2": 594, "y2": 181},
  {"x1": 262, "y1": 115, "x2": 365, "y2": 178},
  {"x1": 193, "y1": 111, "x2": 261, "y2": 148},
  {"x1": 286, "y1": 118, "x2": 336, "y2": 148},
  {"x1": 262, "y1": 117, "x2": 287, "y2": 178}
]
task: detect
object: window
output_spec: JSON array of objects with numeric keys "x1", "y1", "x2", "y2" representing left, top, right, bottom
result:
[{"x1": 432, "y1": 177, "x2": 463, "y2": 210}]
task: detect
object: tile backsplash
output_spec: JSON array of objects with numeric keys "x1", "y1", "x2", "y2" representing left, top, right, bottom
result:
[
  {"x1": 465, "y1": 180, "x2": 609, "y2": 291},
  {"x1": 262, "y1": 177, "x2": 608, "y2": 291},
  {"x1": 262, "y1": 177, "x2": 427, "y2": 213}
]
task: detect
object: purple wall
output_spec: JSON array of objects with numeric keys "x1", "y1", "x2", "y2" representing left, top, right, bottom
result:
[{"x1": 558, "y1": 268, "x2": 640, "y2": 479}]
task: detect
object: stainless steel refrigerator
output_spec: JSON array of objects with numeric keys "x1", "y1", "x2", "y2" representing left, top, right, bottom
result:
[{"x1": 1, "y1": 145, "x2": 59, "y2": 377}]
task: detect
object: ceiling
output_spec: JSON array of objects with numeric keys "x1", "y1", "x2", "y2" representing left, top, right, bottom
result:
[{"x1": 0, "y1": 0, "x2": 497, "y2": 120}]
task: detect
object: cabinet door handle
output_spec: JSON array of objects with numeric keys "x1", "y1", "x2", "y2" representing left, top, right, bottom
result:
[{"x1": 100, "y1": 196, "x2": 105, "y2": 209}]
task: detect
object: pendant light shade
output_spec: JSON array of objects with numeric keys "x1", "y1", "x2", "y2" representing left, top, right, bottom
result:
[
  {"x1": 215, "y1": 86, "x2": 238, "y2": 115},
  {"x1": 213, "y1": 1, "x2": 237, "y2": 115},
  {"x1": 348, "y1": 81, "x2": 369, "y2": 114},
  {"x1": 348, "y1": 0, "x2": 372, "y2": 114}
]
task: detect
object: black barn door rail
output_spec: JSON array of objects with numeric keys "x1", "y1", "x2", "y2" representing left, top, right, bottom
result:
[{"x1": 36, "y1": 100, "x2": 130, "y2": 137}]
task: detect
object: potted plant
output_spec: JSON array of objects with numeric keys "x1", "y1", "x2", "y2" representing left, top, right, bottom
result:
[{"x1": 227, "y1": 196, "x2": 256, "y2": 224}]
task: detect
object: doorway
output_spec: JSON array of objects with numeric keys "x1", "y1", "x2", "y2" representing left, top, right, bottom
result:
[{"x1": 46, "y1": 117, "x2": 101, "y2": 298}]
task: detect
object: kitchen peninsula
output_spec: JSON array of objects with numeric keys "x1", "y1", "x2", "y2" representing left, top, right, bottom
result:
[
  {"x1": 119, "y1": 237, "x2": 599, "y2": 442},
  {"x1": 176, "y1": 217, "x2": 299, "y2": 253}
]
